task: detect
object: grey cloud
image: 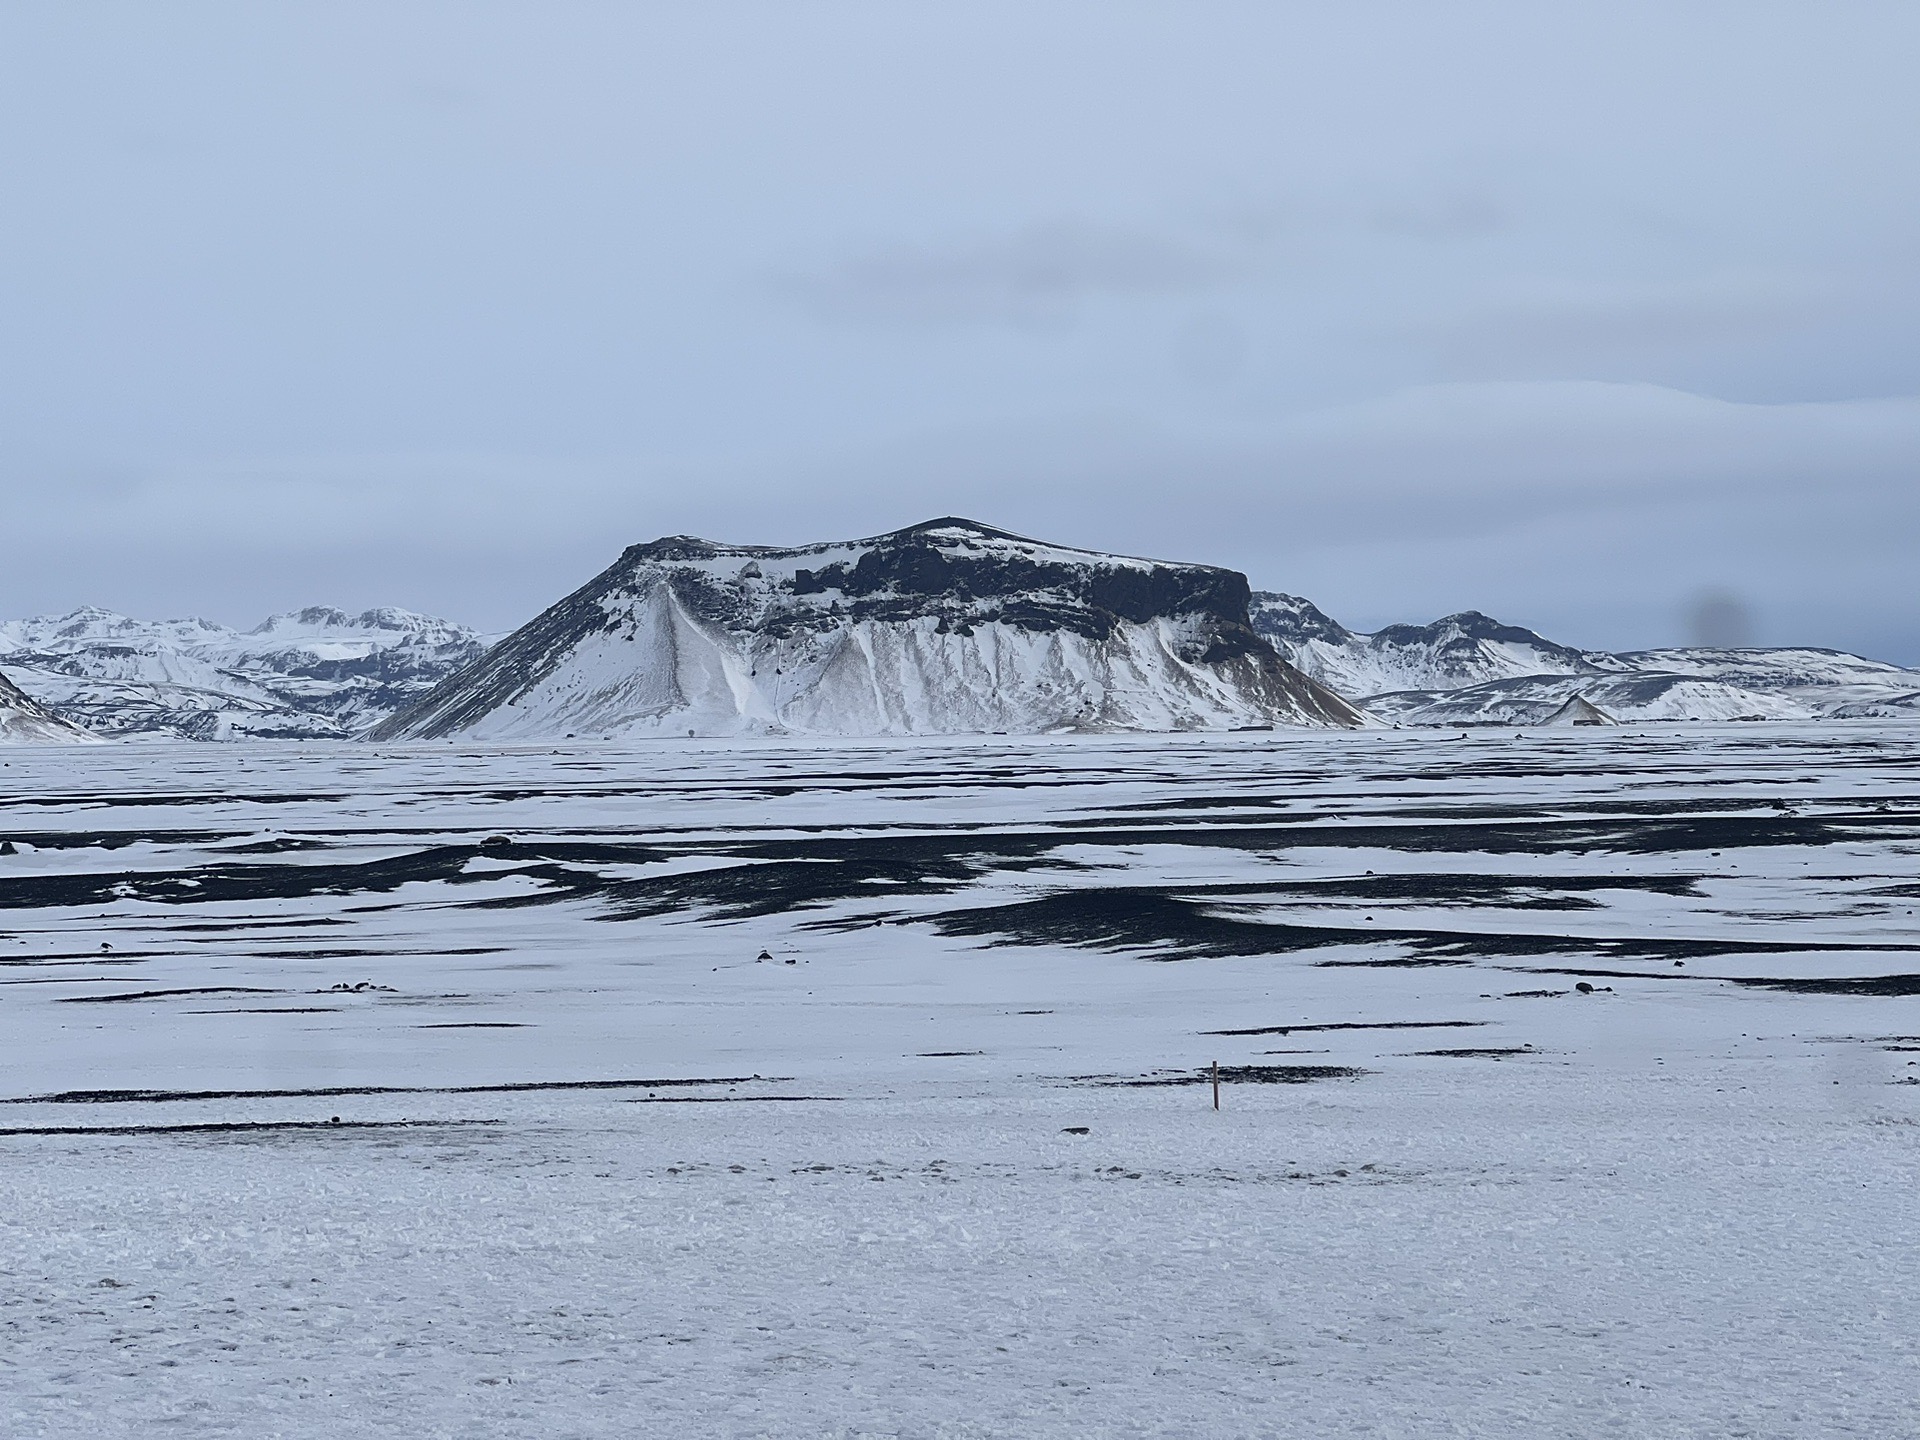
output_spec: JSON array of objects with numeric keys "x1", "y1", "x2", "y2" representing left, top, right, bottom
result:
[
  {"x1": 1420, "y1": 270, "x2": 1850, "y2": 372},
  {"x1": 1364, "y1": 191, "x2": 1509, "y2": 240},
  {"x1": 776, "y1": 220, "x2": 1257, "y2": 326},
  {"x1": 777, "y1": 189, "x2": 1520, "y2": 328}
]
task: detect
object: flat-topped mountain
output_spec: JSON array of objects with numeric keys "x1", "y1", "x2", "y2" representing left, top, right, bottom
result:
[{"x1": 370, "y1": 519, "x2": 1365, "y2": 740}]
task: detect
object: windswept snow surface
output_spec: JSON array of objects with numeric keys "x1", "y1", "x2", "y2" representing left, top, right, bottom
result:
[
  {"x1": 371, "y1": 519, "x2": 1362, "y2": 740},
  {"x1": 2, "y1": 728, "x2": 1918, "y2": 1436}
]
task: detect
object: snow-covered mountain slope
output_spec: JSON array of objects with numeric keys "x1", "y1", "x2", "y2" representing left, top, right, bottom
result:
[
  {"x1": 0, "y1": 606, "x2": 487, "y2": 740},
  {"x1": 1826, "y1": 691, "x2": 1920, "y2": 719},
  {"x1": 372, "y1": 519, "x2": 1365, "y2": 741},
  {"x1": 0, "y1": 667, "x2": 99, "y2": 744},
  {"x1": 1591, "y1": 645, "x2": 1914, "y2": 686},
  {"x1": 1363, "y1": 673, "x2": 1816, "y2": 727},
  {"x1": 1249, "y1": 596, "x2": 1599, "y2": 695},
  {"x1": 1249, "y1": 593, "x2": 1920, "y2": 725},
  {"x1": 1587, "y1": 646, "x2": 1920, "y2": 714}
]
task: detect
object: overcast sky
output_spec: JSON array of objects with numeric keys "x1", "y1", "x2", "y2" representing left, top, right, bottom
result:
[{"x1": 2, "y1": 2, "x2": 1916, "y2": 657}]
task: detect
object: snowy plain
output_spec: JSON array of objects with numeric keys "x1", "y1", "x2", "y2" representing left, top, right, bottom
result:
[{"x1": 2, "y1": 726, "x2": 1918, "y2": 1438}]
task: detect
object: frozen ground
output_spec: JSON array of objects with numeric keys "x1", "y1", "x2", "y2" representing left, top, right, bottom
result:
[{"x1": 2, "y1": 726, "x2": 1918, "y2": 1437}]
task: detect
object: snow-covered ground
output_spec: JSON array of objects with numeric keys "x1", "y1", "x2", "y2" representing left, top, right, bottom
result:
[{"x1": 2, "y1": 727, "x2": 1918, "y2": 1437}]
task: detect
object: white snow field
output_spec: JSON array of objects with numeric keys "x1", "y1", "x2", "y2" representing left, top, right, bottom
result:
[{"x1": 2, "y1": 727, "x2": 1918, "y2": 1438}]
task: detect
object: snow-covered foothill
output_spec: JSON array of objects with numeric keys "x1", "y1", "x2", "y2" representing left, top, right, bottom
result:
[{"x1": 1363, "y1": 672, "x2": 1815, "y2": 727}]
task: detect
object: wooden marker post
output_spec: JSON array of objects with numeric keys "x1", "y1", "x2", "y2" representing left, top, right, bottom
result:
[{"x1": 1211, "y1": 1059, "x2": 1220, "y2": 1111}]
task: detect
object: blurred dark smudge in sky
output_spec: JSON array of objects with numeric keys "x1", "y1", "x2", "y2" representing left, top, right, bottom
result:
[{"x1": 1686, "y1": 591, "x2": 1754, "y2": 650}]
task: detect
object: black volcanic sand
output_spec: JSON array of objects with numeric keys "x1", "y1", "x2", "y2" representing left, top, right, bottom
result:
[{"x1": 3, "y1": 740, "x2": 1916, "y2": 997}]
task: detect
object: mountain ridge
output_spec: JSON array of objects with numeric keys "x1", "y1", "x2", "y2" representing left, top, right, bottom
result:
[
  {"x1": 7, "y1": 532, "x2": 1916, "y2": 740},
  {"x1": 0, "y1": 606, "x2": 488, "y2": 741},
  {"x1": 1249, "y1": 592, "x2": 1920, "y2": 724}
]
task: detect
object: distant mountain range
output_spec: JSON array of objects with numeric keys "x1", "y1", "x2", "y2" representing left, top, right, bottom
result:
[
  {"x1": 0, "y1": 606, "x2": 487, "y2": 741},
  {"x1": 3, "y1": 521, "x2": 1916, "y2": 744},
  {"x1": 1249, "y1": 597, "x2": 1920, "y2": 725}
]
